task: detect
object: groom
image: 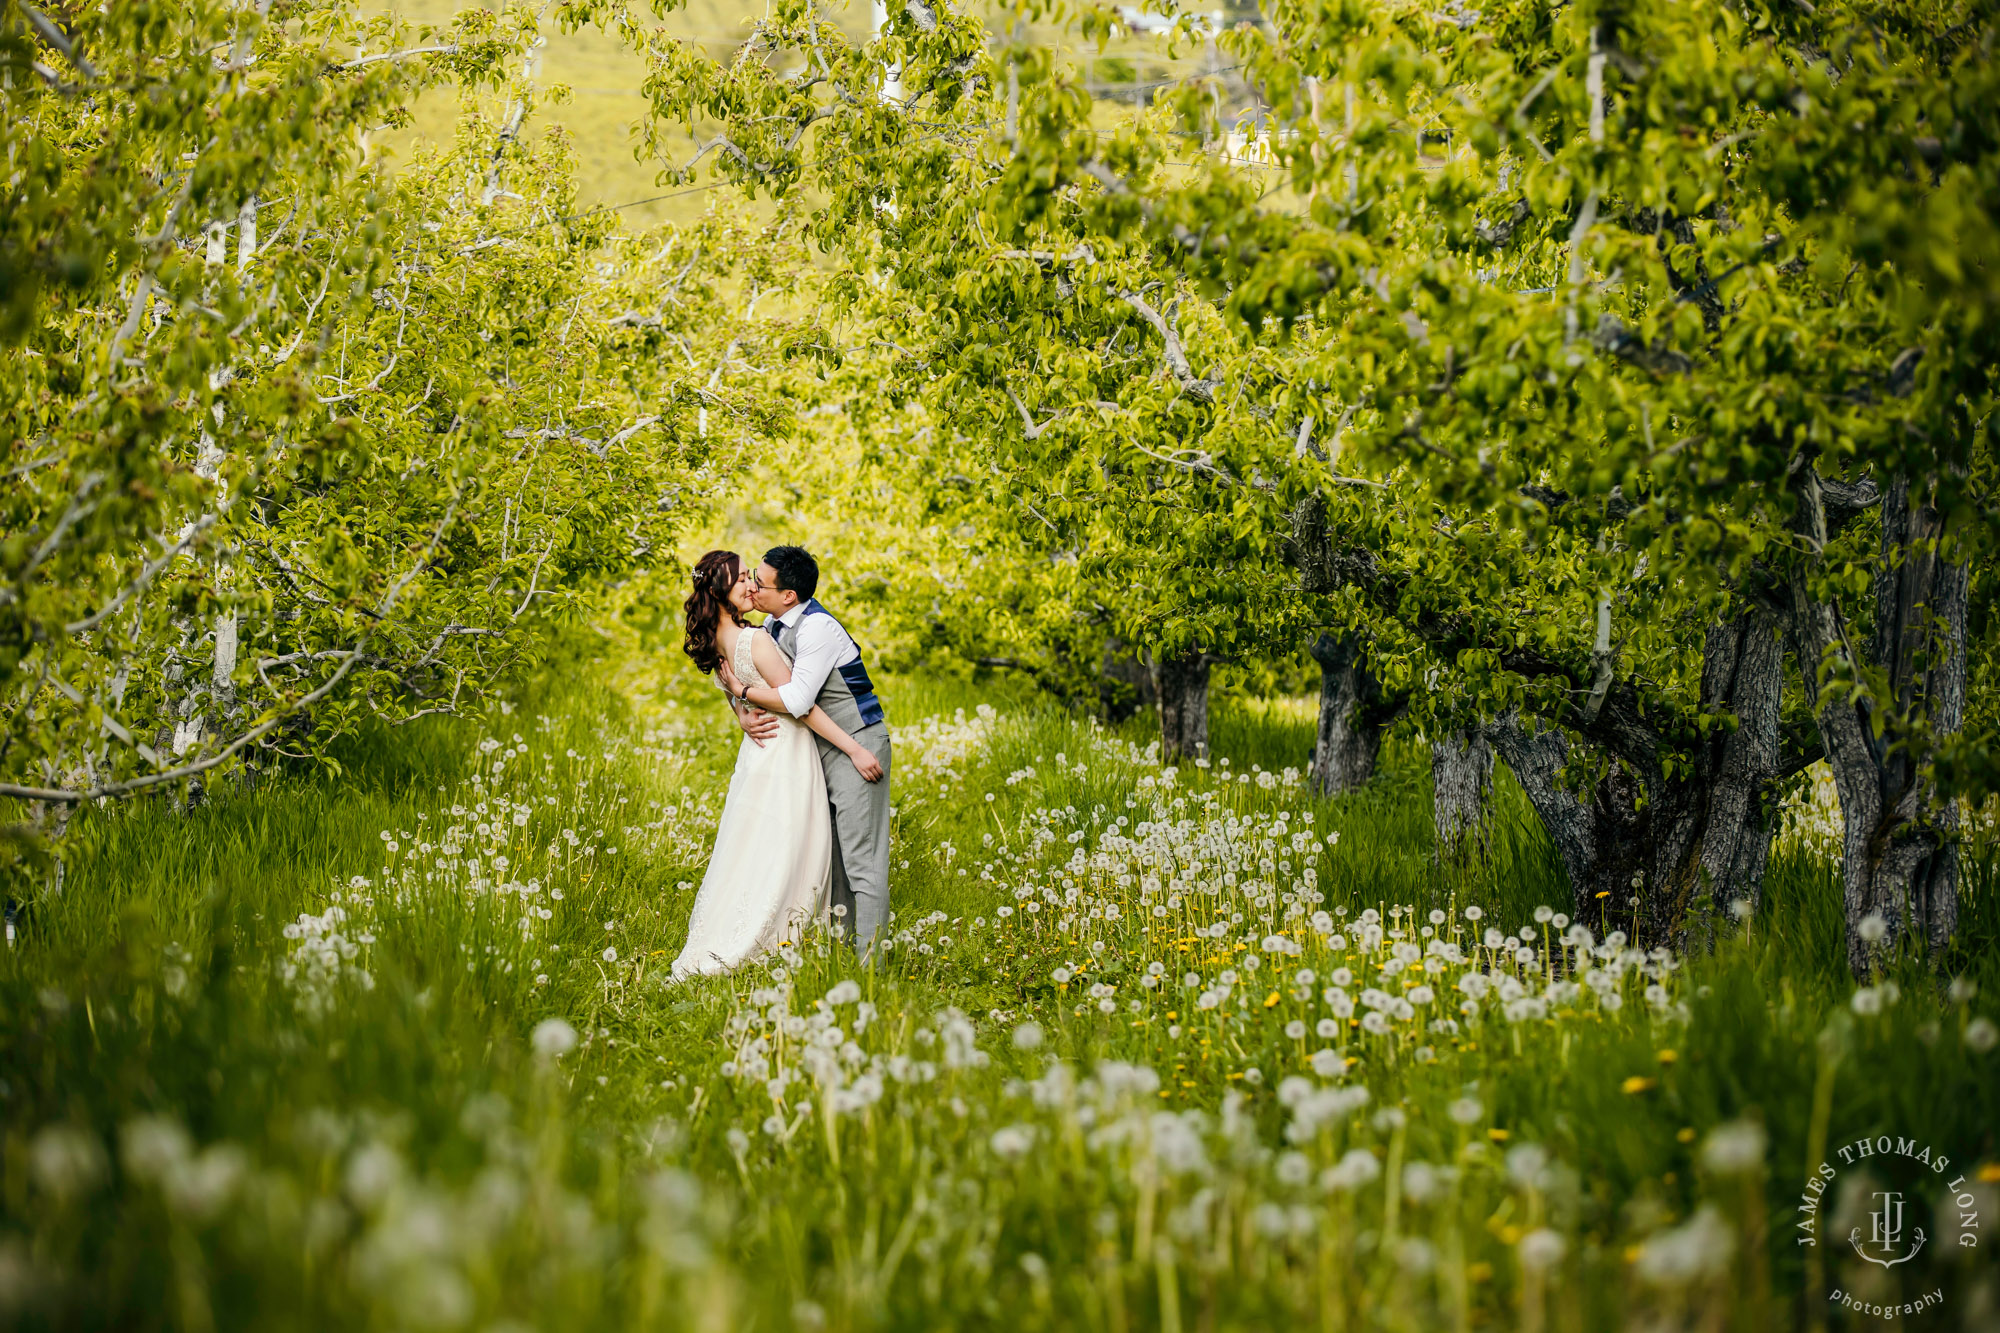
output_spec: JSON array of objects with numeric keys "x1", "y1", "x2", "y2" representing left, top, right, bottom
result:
[{"x1": 721, "y1": 545, "x2": 893, "y2": 959}]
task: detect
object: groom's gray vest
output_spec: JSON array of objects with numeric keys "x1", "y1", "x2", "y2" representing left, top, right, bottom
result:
[{"x1": 773, "y1": 601, "x2": 884, "y2": 729}]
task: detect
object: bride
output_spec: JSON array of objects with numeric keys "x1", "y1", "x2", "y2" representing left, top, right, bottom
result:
[{"x1": 671, "y1": 550, "x2": 884, "y2": 980}]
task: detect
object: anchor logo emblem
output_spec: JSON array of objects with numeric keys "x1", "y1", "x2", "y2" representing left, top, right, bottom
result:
[{"x1": 1850, "y1": 1191, "x2": 1927, "y2": 1268}]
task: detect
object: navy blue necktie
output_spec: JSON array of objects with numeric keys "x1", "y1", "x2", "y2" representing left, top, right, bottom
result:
[{"x1": 767, "y1": 617, "x2": 784, "y2": 640}]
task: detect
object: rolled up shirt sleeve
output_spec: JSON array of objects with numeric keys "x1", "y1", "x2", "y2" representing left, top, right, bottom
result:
[{"x1": 775, "y1": 616, "x2": 842, "y2": 717}]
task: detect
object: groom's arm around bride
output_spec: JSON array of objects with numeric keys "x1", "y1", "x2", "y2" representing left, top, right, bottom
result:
[{"x1": 720, "y1": 546, "x2": 894, "y2": 958}]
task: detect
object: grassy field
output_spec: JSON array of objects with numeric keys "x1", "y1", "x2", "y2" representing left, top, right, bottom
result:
[
  {"x1": 370, "y1": 0, "x2": 762, "y2": 230},
  {"x1": 369, "y1": 0, "x2": 1279, "y2": 232},
  {"x1": 3, "y1": 631, "x2": 1997, "y2": 1331}
]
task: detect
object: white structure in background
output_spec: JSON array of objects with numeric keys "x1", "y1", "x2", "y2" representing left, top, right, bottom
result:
[
  {"x1": 1115, "y1": 7, "x2": 1227, "y2": 35},
  {"x1": 1117, "y1": 6, "x2": 1227, "y2": 35},
  {"x1": 873, "y1": 0, "x2": 902, "y2": 220},
  {"x1": 1219, "y1": 128, "x2": 1281, "y2": 167},
  {"x1": 873, "y1": 0, "x2": 903, "y2": 103},
  {"x1": 1116, "y1": 5, "x2": 1179, "y2": 34}
]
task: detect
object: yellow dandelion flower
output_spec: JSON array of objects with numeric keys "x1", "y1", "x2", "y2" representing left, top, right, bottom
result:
[{"x1": 1621, "y1": 1076, "x2": 1657, "y2": 1094}]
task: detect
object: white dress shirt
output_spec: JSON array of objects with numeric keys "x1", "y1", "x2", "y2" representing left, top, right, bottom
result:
[{"x1": 771, "y1": 601, "x2": 860, "y2": 719}]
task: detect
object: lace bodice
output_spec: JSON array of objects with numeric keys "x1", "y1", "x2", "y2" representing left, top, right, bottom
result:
[{"x1": 731, "y1": 623, "x2": 767, "y2": 689}]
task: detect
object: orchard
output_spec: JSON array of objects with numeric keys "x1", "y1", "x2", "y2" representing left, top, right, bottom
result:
[{"x1": 1, "y1": 0, "x2": 1996, "y2": 1329}]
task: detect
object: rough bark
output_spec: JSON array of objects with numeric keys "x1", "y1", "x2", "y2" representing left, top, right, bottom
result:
[
  {"x1": 1485, "y1": 715, "x2": 1635, "y2": 931},
  {"x1": 1151, "y1": 651, "x2": 1210, "y2": 764},
  {"x1": 1307, "y1": 632, "x2": 1393, "y2": 796},
  {"x1": 1785, "y1": 469, "x2": 1966, "y2": 975},
  {"x1": 1485, "y1": 613, "x2": 1786, "y2": 946},
  {"x1": 1432, "y1": 729, "x2": 1494, "y2": 858},
  {"x1": 1687, "y1": 613, "x2": 1783, "y2": 938},
  {"x1": 1283, "y1": 492, "x2": 1791, "y2": 944}
]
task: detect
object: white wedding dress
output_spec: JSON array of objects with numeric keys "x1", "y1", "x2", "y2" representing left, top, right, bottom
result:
[{"x1": 671, "y1": 626, "x2": 832, "y2": 979}]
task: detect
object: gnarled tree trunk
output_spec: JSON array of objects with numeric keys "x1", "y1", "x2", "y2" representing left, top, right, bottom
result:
[
  {"x1": 1151, "y1": 651, "x2": 1209, "y2": 764},
  {"x1": 1687, "y1": 612, "x2": 1783, "y2": 937},
  {"x1": 1786, "y1": 470, "x2": 1966, "y2": 975},
  {"x1": 1283, "y1": 490, "x2": 1796, "y2": 946},
  {"x1": 1308, "y1": 632, "x2": 1394, "y2": 796},
  {"x1": 1432, "y1": 729, "x2": 1494, "y2": 858},
  {"x1": 1485, "y1": 613, "x2": 1787, "y2": 948},
  {"x1": 1484, "y1": 716, "x2": 1642, "y2": 931}
]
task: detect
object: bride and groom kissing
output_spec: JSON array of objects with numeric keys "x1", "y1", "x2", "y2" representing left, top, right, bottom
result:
[{"x1": 670, "y1": 545, "x2": 893, "y2": 981}]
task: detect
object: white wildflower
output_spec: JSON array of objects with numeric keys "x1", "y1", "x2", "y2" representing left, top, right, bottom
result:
[
  {"x1": 532, "y1": 1018, "x2": 578, "y2": 1059},
  {"x1": 1699, "y1": 1120, "x2": 1767, "y2": 1175}
]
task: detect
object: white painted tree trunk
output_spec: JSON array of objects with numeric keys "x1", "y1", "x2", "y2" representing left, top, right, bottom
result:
[{"x1": 173, "y1": 196, "x2": 257, "y2": 763}]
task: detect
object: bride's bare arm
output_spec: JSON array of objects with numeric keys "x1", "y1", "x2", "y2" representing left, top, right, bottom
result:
[
  {"x1": 744, "y1": 631, "x2": 884, "y2": 783},
  {"x1": 716, "y1": 627, "x2": 778, "y2": 745}
]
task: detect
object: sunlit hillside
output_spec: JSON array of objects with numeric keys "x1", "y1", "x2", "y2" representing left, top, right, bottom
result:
[
  {"x1": 370, "y1": 1, "x2": 1254, "y2": 230},
  {"x1": 368, "y1": 0, "x2": 810, "y2": 227}
]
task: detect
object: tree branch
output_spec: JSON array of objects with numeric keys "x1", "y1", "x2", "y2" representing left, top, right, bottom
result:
[
  {"x1": 17, "y1": 1, "x2": 98, "y2": 80},
  {"x1": 1120, "y1": 292, "x2": 1218, "y2": 403},
  {"x1": 3, "y1": 492, "x2": 461, "y2": 803},
  {"x1": 64, "y1": 512, "x2": 221, "y2": 634},
  {"x1": 1005, "y1": 386, "x2": 1058, "y2": 439},
  {"x1": 18, "y1": 472, "x2": 104, "y2": 585},
  {"x1": 339, "y1": 43, "x2": 459, "y2": 71}
]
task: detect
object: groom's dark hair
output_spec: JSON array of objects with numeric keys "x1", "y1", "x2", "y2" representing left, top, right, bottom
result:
[{"x1": 763, "y1": 545, "x2": 819, "y2": 602}]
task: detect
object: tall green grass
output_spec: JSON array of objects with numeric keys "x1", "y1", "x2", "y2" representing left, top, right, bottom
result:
[{"x1": 2, "y1": 655, "x2": 1995, "y2": 1331}]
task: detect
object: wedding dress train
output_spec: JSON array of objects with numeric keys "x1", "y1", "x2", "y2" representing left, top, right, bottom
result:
[{"x1": 670, "y1": 627, "x2": 831, "y2": 979}]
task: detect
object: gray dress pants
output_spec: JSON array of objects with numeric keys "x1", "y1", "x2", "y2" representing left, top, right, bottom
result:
[{"x1": 815, "y1": 722, "x2": 892, "y2": 957}]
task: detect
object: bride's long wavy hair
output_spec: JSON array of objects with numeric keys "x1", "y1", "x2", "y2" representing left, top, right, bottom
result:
[{"x1": 682, "y1": 549, "x2": 745, "y2": 675}]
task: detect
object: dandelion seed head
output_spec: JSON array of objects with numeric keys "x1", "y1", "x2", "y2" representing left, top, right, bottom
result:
[
  {"x1": 1518, "y1": 1228, "x2": 1565, "y2": 1271},
  {"x1": 1698, "y1": 1120, "x2": 1767, "y2": 1174},
  {"x1": 531, "y1": 1018, "x2": 578, "y2": 1059}
]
